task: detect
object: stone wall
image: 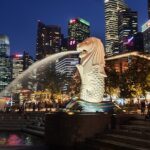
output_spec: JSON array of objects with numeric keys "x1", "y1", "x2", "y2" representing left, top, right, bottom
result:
[{"x1": 45, "y1": 112, "x2": 111, "y2": 147}]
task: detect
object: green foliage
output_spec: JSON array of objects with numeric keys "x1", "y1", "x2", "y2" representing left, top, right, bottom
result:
[
  {"x1": 37, "y1": 65, "x2": 68, "y2": 94},
  {"x1": 67, "y1": 69, "x2": 81, "y2": 96},
  {"x1": 125, "y1": 58, "x2": 150, "y2": 99},
  {"x1": 106, "y1": 57, "x2": 150, "y2": 99},
  {"x1": 105, "y1": 67, "x2": 120, "y2": 98}
]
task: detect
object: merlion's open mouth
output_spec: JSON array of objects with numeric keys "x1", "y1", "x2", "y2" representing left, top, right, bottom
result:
[{"x1": 78, "y1": 49, "x2": 88, "y2": 58}]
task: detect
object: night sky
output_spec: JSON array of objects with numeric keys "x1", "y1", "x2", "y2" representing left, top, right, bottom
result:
[{"x1": 0, "y1": 0, "x2": 148, "y2": 57}]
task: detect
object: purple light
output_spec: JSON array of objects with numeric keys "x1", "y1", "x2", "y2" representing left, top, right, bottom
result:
[
  {"x1": 124, "y1": 36, "x2": 134, "y2": 45},
  {"x1": 69, "y1": 40, "x2": 76, "y2": 45}
]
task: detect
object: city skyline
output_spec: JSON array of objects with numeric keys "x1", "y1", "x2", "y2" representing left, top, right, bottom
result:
[{"x1": 0, "y1": 0, "x2": 147, "y2": 57}]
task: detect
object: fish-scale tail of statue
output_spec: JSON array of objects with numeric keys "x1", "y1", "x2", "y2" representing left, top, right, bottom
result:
[{"x1": 80, "y1": 66, "x2": 105, "y2": 103}]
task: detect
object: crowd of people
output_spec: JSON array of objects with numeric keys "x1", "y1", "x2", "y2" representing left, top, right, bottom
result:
[{"x1": 3, "y1": 99, "x2": 70, "y2": 113}]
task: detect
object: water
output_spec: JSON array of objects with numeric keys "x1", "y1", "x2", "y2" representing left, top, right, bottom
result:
[
  {"x1": 0, "y1": 131, "x2": 44, "y2": 146},
  {"x1": 0, "y1": 51, "x2": 79, "y2": 108}
]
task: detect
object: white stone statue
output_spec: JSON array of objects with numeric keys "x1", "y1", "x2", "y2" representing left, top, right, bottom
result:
[
  {"x1": 66, "y1": 37, "x2": 114, "y2": 112},
  {"x1": 77, "y1": 37, "x2": 107, "y2": 103}
]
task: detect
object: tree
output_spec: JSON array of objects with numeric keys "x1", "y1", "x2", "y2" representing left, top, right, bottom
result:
[
  {"x1": 68, "y1": 69, "x2": 81, "y2": 97},
  {"x1": 119, "y1": 72, "x2": 132, "y2": 99},
  {"x1": 121, "y1": 57, "x2": 150, "y2": 101},
  {"x1": 105, "y1": 67, "x2": 120, "y2": 99}
]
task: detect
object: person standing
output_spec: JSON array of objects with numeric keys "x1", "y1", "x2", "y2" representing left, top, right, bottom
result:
[{"x1": 141, "y1": 100, "x2": 146, "y2": 115}]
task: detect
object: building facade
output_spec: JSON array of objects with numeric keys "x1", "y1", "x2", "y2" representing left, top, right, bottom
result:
[
  {"x1": 36, "y1": 21, "x2": 62, "y2": 60},
  {"x1": 148, "y1": 0, "x2": 150, "y2": 19},
  {"x1": 133, "y1": 32, "x2": 144, "y2": 52},
  {"x1": 104, "y1": 0, "x2": 127, "y2": 55},
  {"x1": 55, "y1": 57, "x2": 79, "y2": 78},
  {"x1": 23, "y1": 51, "x2": 34, "y2": 70},
  {"x1": 55, "y1": 57, "x2": 79, "y2": 93},
  {"x1": 0, "y1": 35, "x2": 11, "y2": 93},
  {"x1": 118, "y1": 8, "x2": 138, "y2": 53},
  {"x1": 68, "y1": 18, "x2": 90, "y2": 50},
  {"x1": 12, "y1": 54, "x2": 23, "y2": 80},
  {"x1": 142, "y1": 20, "x2": 150, "y2": 53},
  {"x1": 11, "y1": 52, "x2": 34, "y2": 104}
]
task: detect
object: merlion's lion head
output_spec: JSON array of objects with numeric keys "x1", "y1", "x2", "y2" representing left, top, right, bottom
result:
[{"x1": 77, "y1": 37, "x2": 106, "y2": 76}]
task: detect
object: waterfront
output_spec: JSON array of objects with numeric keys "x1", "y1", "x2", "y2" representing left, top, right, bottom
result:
[{"x1": 0, "y1": 131, "x2": 48, "y2": 150}]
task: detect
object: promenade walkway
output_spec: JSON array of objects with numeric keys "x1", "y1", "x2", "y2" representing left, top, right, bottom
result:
[
  {"x1": 0, "y1": 111, "x2": 149, "y2": 150},
  {"x1": 78, "y1": 114, "x2": 150, "y2": 150}
]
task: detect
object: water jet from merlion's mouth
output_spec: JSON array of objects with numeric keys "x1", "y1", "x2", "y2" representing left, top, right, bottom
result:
[{"x1": 0, "y1": 51, "x2": 79, "y2": 104}]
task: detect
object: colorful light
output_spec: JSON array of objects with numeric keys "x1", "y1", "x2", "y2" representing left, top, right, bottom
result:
[
  {"x1": 69, "y1": 40, "x2": 76, "y2": 45},
  {"x1": 124, "y1": 36, "x2": 134, "y2": 45},
  {"x1": 79, "y1": 18, "x2": 90, "y2": 26},
  {"x1": 142, "y1": 20, "x2": 150, "y2": 32},
  {"x1": 106, "y1": 51, "x2": 150, "y2": 61},
  {"x1": 70, "y1": 19, "x2": 76, "y2": 24},
  {"x1": 15, "y1": 54, "x2": 23, "y2": 58}
]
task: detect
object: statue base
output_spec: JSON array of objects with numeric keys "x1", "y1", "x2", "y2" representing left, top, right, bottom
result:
[
  {"x1": 45, "y1": 112, "x2": 110, "y2": 148},
  {"x1": 66, "y1": 100, "x2": 115, "y2": 112}
]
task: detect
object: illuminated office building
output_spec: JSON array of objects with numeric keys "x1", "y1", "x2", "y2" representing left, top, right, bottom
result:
[
  {"x1": 12, "y1": 52, "x2": 33, "y2": 102},
  {"x1": 142, "y1": 20, "x2": 150, "y2": 53},
  {"x1": 68, "y1": 18, "x2": 90, "y2": 50},
  {"x1": 12, "y1": 54, "x2": 23, "y2": 80},
  {"x1": 23, "y1": 51, "x2": 34, "y2": 70},
  {"x1": 148, "y1": 0, "x2": 150, "y2": 19},
  {"x1": 0, "y1": 35, "x2": 11, "y2": 93},
  {"x1": 55, "y1": 57, "x2": 79, "y2": 78},
  {"x1": 133, "y1": 32, "x2": 144, "y2": 52},
  {"x1": 36, "y1": 21, "x2": 62, "y2": 60},
  {"x1": 118, "y1": 8, "x2": 138, "y2": 53},
  {"x1": 104, "y1": 0, "x2": 127, "y2": 55}
]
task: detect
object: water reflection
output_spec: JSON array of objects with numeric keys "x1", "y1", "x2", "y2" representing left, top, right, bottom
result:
[
  {"x1": 7, "y1": 134, "x2": 22, "y2": 145},
  {"x1": 0, "y1": 132, "x2": 43, "y2": 146}
]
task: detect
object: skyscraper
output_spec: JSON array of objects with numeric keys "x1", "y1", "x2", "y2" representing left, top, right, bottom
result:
[
  {"x1": 12, "y1": 54, "x2": 23, "y2": 80},
  {"x1": 104, "y1": 0, "x2": 127, "y2": 55},
  {"x1": 68, "y1": 18, "x2": 90, "y2": 50},
  {"x1": 148, "y1": 0, "x2": 150, "y2": 19},
  {"x1": 0, "y1": 35, "x2": 11, "y2": 93},
  {"x1": 11, "y1": 52, "x2": 33, "y2": 80},
  {"x1": 118, "y1": 8, "x2": 138, "y2": 53},
  {"x1": 36, "y1": 21, "x2": 62, "y2": 60},
  {"x1": 23, "y1": 51, "x2": 34, "y2": 70},
  {"x1": 56, "y1": 17, "x2": 90, "y2": 80},
  {"x1": 133, "y1": 32, "x2": 144, "y2": 52}
]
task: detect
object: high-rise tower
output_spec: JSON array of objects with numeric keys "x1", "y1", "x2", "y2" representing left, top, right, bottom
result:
[
  {"x1": 118, "y1": 8, "x2": 138, "y2": 53},
  {"x1": 36, "y1": 21, "x2": 62, "y2": 60},
  {"x1": 148, "y1": 0, "x2": 150, "y2": 19},
  {"x1": 23, "y1": 51, "x2": 34, "y2": 71},
  {"x1": 12, "y1": 54, "x2": 23, "y2": 80},
  {"x1": 68, "y1": 18, "x2": 90, "y2": 50},
  {"x1": 104, "y1": 0, "x2": 127, "y2": 55},
  {"x1": 0, "y1": 35, "x2": 11, "y2": 93}
]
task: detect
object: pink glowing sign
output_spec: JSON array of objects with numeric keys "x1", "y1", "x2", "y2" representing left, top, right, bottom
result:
[
  {"x1": 70, "y1": 19, "x2": 76, "y2": 24},
  {"x1": 15, "y1": 54, "x2": 23, "y2": 58},
  {"x1": 70, "y1": 40, "x2": 76, "y2": 45}
]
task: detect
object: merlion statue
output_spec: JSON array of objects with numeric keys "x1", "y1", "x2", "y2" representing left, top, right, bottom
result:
[
  {"x1": 67, "y1": 37, "x2": 114, "y2": 112},
  {"x1": 77, "y1": 37, "x2": 106, "y2": 103}
]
